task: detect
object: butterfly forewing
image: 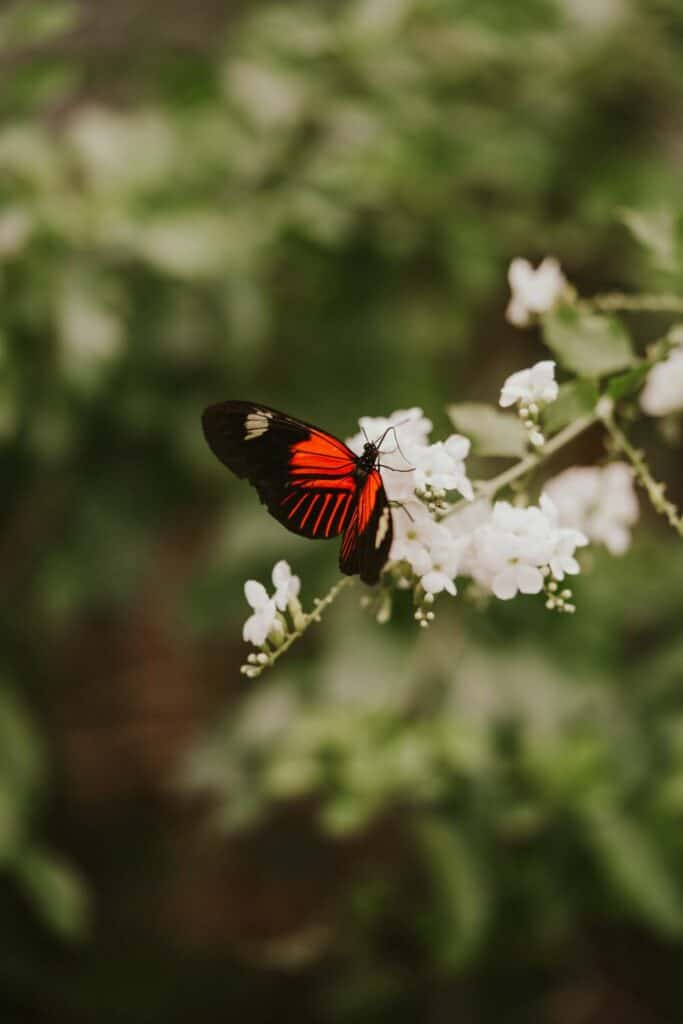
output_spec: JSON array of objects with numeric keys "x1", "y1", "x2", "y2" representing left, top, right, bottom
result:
[{"x1": 202, "y1": 400, "x2": 393, "y2": 584}]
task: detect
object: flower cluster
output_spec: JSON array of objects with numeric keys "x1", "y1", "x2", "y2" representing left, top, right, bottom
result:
[
  {"x1": 449, "y1": 494, "x2": 586, "y2": 604},
  {"x1": 241, "y1": 561, "x2": 304, "y2": 676},
  {"x1": 545, "y1": 463, "x2": 639, "y2": 555},
  {"x1": 499, "y1": 359, "x2": 558, "y2": 448}
]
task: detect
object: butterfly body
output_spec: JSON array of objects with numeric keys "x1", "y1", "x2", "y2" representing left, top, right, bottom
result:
[{"x1": 202, "y1": 401, "x2": 393, "y2": 585}]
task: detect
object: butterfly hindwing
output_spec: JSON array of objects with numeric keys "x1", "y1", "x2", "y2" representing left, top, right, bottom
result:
[{"x1": 339, "y1": 469, "x2": 393, "y2": 585}]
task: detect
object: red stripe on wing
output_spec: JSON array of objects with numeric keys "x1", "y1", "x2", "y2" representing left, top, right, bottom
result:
[
  {"x1": 312, "y1": 493, "x2": 333, "y2": 536},
  {"x1": 289, "y1": 430, "x2": 356, "y2": 481}
]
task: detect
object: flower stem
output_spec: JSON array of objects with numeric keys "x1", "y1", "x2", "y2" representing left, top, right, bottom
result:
[
  {"x1": 581, "y1": 293, "x2": 683, "y2": 315},
  {"x1": 600, "y1": 410, "x2": 683, "y2": 536},
  {"x1": 446, "y1": 413, "x2": 598, "y2": 518},
  {"x1": 247, "y1": 576, "x2": 354, "y2": 677}
]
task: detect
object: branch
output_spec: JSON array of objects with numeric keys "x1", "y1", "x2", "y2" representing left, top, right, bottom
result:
[
  {"x1": 581, "y1": 293, "x2": 683, "y2": 315},
  {"x1": 445, "y1": 412, "x2": 599, "y2": 518},
  {"x1": 243, "y1": 576, "x2": 354, "y2": 678},
  {"x1": 600, "y1": 411, "x2": 683, "y2": 537}
]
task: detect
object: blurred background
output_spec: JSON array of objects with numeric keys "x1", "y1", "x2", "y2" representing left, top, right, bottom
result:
[{"x1": 2, "y1": 1, "x2": 683, "y2": 1021}]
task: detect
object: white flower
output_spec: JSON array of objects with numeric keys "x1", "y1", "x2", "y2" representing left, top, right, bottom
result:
[
  {"x1": 548, "y1": 530, "x2": 586, "y2": 580},
  {"x1": 640, "y1": 347, "x2": 683, "y2": 416},
  {"x1": 411, "y1": 435, "x2": 473, "y2": 499},
  {"x1": 470, "y1": 503, "x2": 550, "y2": 600},
  {"x1": 443, "y1": 498, "x2": 493, "y2": 577},
  {"x1": 499, "y1": 360, "x2": 559, "y2": 409},
  {"x1": 390, "y1": 503, "x2": 444, "y2": 576},
  {"x1": 389, "y1": 502, "x2": 468, "y2": 597},
  {"x1": 506, "y1": 257, "x2": 567, "y2": 327},
  {"x1": 242, "y1": 580, "x2": 278, "y2": 646},
  {"x1": 490, "y1": 561, "x2": 545, "y2": 600},
  {"x1": 545, "y1": 463, "x2": 638, "y2": 555},
  {"x1": 421, "y1": 536, "x2": 467, "y2": 596},
  {"x1": 540, "y1": 494, "x2": 588, "y2": 579},
  {"x1": 272, "y1": 559, "x2": 301, "y2": 611}
]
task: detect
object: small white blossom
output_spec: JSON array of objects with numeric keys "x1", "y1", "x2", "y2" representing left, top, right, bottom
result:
[
  {"x1": 640, "y1": 347, "x2": 683, "y2": 416},
  {"x1": 272, "y1": 560, "x2": 301, "y2": 611},
  {"x1": 548, "y1": 531, "x2": 586, "y2": 580},
  {"x1": 243, "y1": 579, "x2": 278, "y2": 646},
  {"x1": 443, "y1": 498, "x2": 493, "y2": 577},
  {"x1": 506, "y1": 257, "x2": 567, "y2": 327},
  {"x1": 390, "y1": 502, "x2": 443, "y2": 577},
  {"x1": 411, "y1": 435, "x2": 473, "y2": 500},
  {"x1": 539, "y1": 493, "x2": 588, "y2": 580},
  {"x1": 499, "y1": 360, "x2": 559, "y2": 409},
  {"x1": 545, "y1": 463, "x2": 638, "y2": 555},
  {"x1": 491, "y1": 560, "x2": 546, "y2": 600},
  {"x1": 421, "y1": 536, "x2": 467, "y2": 596}
]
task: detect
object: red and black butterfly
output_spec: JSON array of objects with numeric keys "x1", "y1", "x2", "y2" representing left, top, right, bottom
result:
[{"x1": 201, "y1": 401, "x2": 394, "y2": 585}]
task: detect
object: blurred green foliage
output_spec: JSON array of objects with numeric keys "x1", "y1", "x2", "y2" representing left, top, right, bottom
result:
[{"x1": 1, "y1": 0, "x2": 683, "y2": 1021}]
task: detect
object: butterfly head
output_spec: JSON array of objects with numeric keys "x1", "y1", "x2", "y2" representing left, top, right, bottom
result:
[{"x1": 356, "y1": 440, "x2": 380, "y2": 478}]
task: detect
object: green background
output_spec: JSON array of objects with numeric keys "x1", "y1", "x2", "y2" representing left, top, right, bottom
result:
[{"x1": 1, "y1": 1, "x2": 683, "y2": 1021}]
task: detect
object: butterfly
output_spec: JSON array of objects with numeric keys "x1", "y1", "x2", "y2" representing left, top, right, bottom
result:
[{"x1": 201, "y1": 401, "x2": 395, "y2": 585}]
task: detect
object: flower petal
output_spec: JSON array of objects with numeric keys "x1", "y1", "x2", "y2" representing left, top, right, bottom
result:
[
  {"x1": 492, "y1": 567, "x2": 519, "y2": 600},
  {"x1": 245, "y1": 580, "x2": 269, "y2": 610},
  {"x1": 516, "y1": 564, "x2": 544, "y2": 594}
]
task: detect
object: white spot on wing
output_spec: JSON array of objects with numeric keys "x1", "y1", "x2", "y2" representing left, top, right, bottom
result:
[
  {"x1": 244, "y1": 410, "x2": 271, "y2": 440},
  {"x1": 374, "y1": 506, "x2": 390, "y2": 548}
]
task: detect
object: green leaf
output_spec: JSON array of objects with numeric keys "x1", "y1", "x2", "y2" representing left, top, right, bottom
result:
[
  {"x1": 584, "y1": 799, "x2": 683, "y2": 937},
  {"x1": 607, "y1": 363, "x2": 651, "y2": 402},
  {"x1": 16, "y1": 848, "x2": 90, "y2": 941},
  {"x1": 446, "y1": 402, "x2": 526, "y2": 458},
  {"x1": 543, "y1": 378, "x2": 599, "y2": 433},
  {"x1": 542, "y1": 307, "x2": 634, "y2": 376},
  {"x1": 620, "y1": 208, "x2": 678, "y2": 271}
]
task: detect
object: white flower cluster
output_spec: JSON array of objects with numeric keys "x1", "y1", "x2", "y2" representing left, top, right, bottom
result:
[
  {"x1": 640, "y1": 344, "x2": 683, "y2": 417},
  {"x1": 347, "y1": 409, "x2": 586, "y2": 617},
  {"x1": 242, "y1": 560, "x2": 302, "y2": 654},
  {"x1": 448, "y1": 494, "x2": 587, "y2": 607},
  {"x1": 499, "y1": 359, "x2": 559, "y2": 448},
  {"x1": 506, "y1": 257, "x2": 567, "y2": 327},
  {"x1": 545, "y1": 462, "x2": 639, "y2": 555}
]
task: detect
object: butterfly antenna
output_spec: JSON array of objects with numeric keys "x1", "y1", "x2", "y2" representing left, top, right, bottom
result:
[
  {"x1": 374, "y1": 419, "x2": 412, "y2": 457},
  {"x1": 384, "y1": 425, "x2": 412, "y2": 467},
  {"x1": 361, "y1": 424, "x2": 370, "y2": 444},
  {"x1": 373, "y1": 416, "x2": 411, "y2": 448}
]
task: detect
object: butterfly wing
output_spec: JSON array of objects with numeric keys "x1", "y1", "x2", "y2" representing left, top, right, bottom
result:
[
  {"x1": 339, "y1": 468, "x2": 393, "y2": 585},
  {"x1": 202, "y1": 401, "x2": 360, "y2": 541}
]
